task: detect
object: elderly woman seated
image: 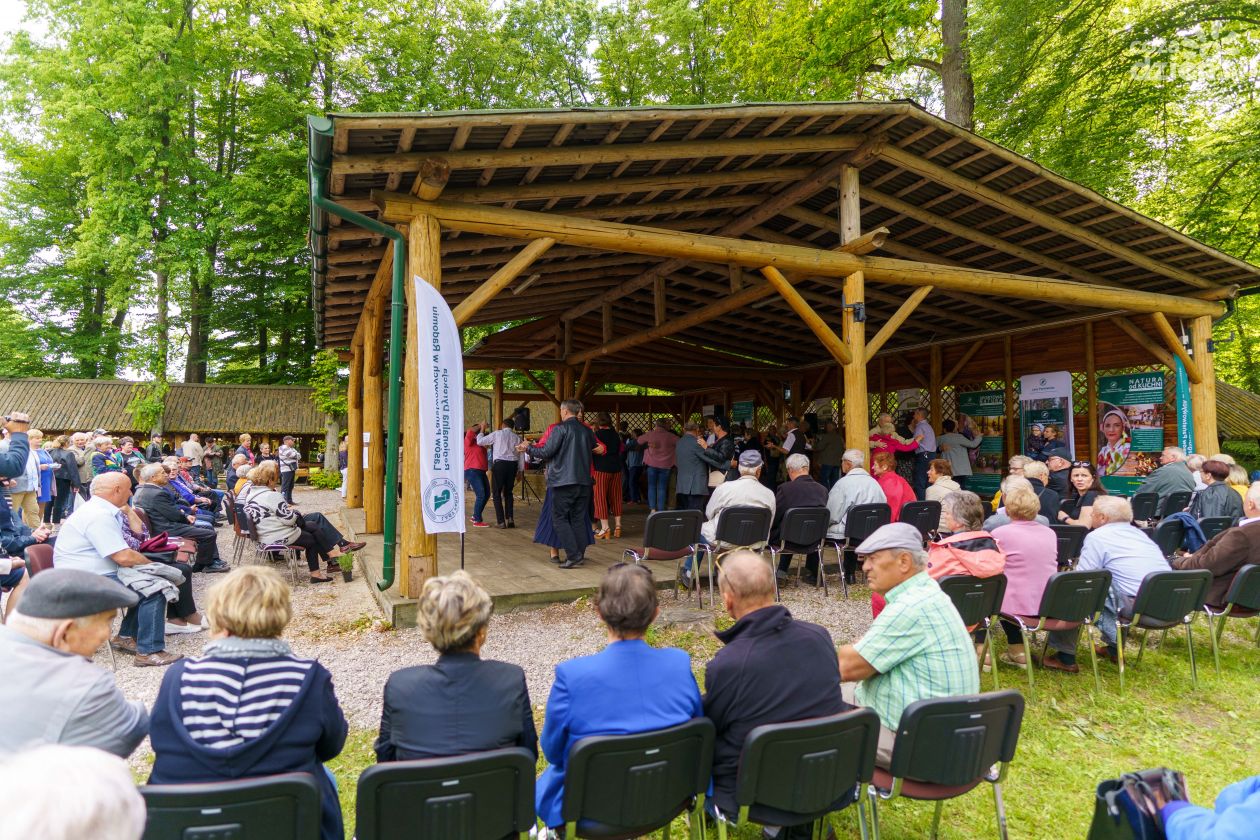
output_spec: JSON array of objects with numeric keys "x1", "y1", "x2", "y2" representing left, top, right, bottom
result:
[
  {"x1": 374, "y1": 570, "x2": 536, "y2": 762},
  {"x1": 989, "y1": 481, "x2": 1058, "y2": 667},
  {"x1": 147, "y1": 566, "x2": 348, "y2": 840},
  {"x1": 239, "y1": 462, "x2": 364, "y2": 583},
  {"x1": 535, "y1": 564, "x2": 703, "y2": 830}
]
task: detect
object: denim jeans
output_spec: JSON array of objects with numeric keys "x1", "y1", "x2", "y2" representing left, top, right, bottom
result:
[
  {"x1": 108, "y1": 574, "x2": 166, "y2": 655},
  {"x1": 625, "y1": 465, "x2": 643, "y2": 502},
  {"x1": 820, "y1": 464, "x2": 841, "y2": 489},
  {"x1": 464, "y1": 468, "x2": 489, "y2": 522},
  {"x1": 646, "y1": 466, "x2": 671, "y2": 511}
]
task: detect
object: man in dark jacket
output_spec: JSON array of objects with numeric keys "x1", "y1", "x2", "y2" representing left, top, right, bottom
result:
[
  {"x1": 1043, "y1": 444, "x2": 1073, "y2": 497},
  {"x1": 131, "y1": 464, "x2": 225, "y2": 572},
  {"x1": 519, "y1": 399, "x2": 597, "y2": 569},
  {"x1": 1023, "y1": 461, "x2": 1062, "y2": 522},
  {"x1": 144, "y1": 433, "x2": 164, "y2": 463},
  {"x1": 771, "y1": 453, "x2": 830, "y2": 584},
  {"x1": 704, "y1": 550, "x2": 849, "y2": 838},
  {"x1": 1175, "y1": 482, "x2": 1260, "y2": 604}
]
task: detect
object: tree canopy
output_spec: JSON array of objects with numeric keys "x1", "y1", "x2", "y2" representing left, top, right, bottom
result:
[{"x1": 0, "y1": 0, "x2": 1256, "y2": 391}]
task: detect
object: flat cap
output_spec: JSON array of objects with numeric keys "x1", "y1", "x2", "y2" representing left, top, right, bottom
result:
[
  {"x1": 855, "y1": 522, "x2": 924, "y2": 556},
  {"x1": 1042, "y1": 444, "x2": 1072, "y2": 461},
  {"x1": 17, "y1": 569, "x2": 138, "y2": 619},
  {"x1": 738, "y1": 449, "x2": 763, "y2": 468}
]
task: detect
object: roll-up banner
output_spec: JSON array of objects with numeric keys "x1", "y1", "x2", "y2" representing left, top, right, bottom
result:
[
  {"x1": 415, "y1": 275, "x2": 466, "y2": 534},
  {"x1": 1019, "y1": 372, "x2": 1075, "y2": 461},
  {"x1": 1097, "y1": 372, "x2": 1166, "y2": 495},
  {"x1": 957, "y1": 389, "x2": 1006, "y2": 496}
]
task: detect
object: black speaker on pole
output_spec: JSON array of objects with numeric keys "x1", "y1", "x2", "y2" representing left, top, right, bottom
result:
[{"x1": 512, "y1": 406, "x2": 531, "y2": 433}]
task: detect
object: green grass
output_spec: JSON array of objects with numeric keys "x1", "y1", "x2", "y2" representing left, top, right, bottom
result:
[{"x1": 330, "y1": 615, "x2": 1260, "y2": 839}]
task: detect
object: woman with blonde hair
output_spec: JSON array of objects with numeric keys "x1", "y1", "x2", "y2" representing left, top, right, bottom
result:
[
  {"x1": 375, "y1": 570, "x2": 536, "y2": 762},
  {"x1": 991, "y1": 481, "x2": 1058, "y2": 667},
  {"x1": 148, "y1": 566, "x2": 348, "y2": 840}
]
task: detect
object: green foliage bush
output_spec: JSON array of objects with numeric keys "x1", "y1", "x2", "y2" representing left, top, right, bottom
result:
[{"x1": 307, "y1": 468, "x2": 343, "y2": 490}]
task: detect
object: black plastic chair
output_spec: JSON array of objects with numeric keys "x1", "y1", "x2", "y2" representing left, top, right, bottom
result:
[
  {"x1": 140, "y1": 772, "x2": 321, "y2": 840},
  {"x1": 622, "y1": 510, "x2": 705, "y2": 603},
  {"x1": 938, "y1": 574, "x2": 1008, "y2": 691},
  {"x1": 767, "y1": 506, "x2": 831, "y2": 596},
  {"x1": 715, "y1": 709, "x2": 881, "y2": 840},
  {"x1": 868, "y1": 691, "x2": 1025, "y2": 840},
  {"x1": 561, "y1": 718, "x2": 714, "y2": 840},
  {"x1": 899, "y1": 500, "x2": 941, "y2": 541},
  {"x1": 241, "y1": 514, "x2": 303, "y2": 583},
  {"x1": 1048, "y1": 524, "x2": 1088, "y2": 569},
  {"x1": 1117, "y1": 569, "x2": 1213, "y2": 693},
  {"x1": 1149, "y1": 518, "x2": 1185, "y2": 559},
  {"x1": 702, "y1": 506, "x2": 774, "y2": 600},
  {"x1": 1000, "y1": 570, "x2": 1112, "y2": 698},
  {"x1": 1129, "y1": 492, "x2": 1159, "y2": 522},
  {"x1": 829, "y1": 503, "x2": 892, "y2": 599},
  {"x1": 1159, "y1": 490, "x2": 1193, "y2": 519},
  {"x1": 1197, "y1": 516, "x2": 1236, "y2": 542},
  {"x1": 356, "y1": 748, "x2": 536, "y2": 840},
  {"x1": 1203, "y1": 564, "x2": 1260, "y2": 655}
]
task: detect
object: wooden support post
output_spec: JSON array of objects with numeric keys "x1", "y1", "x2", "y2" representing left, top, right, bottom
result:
[
  {"x1": 1150, "y1": 313, "x2": 1202, "y2": 384},
  {"x1": 842, "y1": 271, "x2": 868, "y2": 456},
  {"x1": 1085, "y1": 322, "x2": 1097, "y2": 460},
  {"x1": 929, "y1": 345, "x2": 943, "y2": 427},
  {"x1": 760, "y1": 266, "x2": 853, "y2": 365},
  {"x1": 942, "y1": 340, "x2": 984, "y2": 387},
  {"x1": 562, "y1": 320, "x2": 573, "y2": 357},
  {"x1": 346, "y1": 340, "x2": 364, "y2": 509},
  {"x1": 1004, "y1": 336, "x2": 1016, "y2": 461},
  {"x1": 1189, "y1": 315, "x2": 1218, "y2": 452},
  {"x1": 865, "y1": 286, "x2": 933, "y2": 362},
  {"x1": 451, "y1": 237, "x2": 555, "y2": 326},
  {"x1": 492, "y1": 370, "x2": 504, "y2": 426},
  {"x1": 402, "y1": 213, "x2": 442, "y2": 597},
  {"x1": 362, "y1": 297, "x2": 385, "y2": 534},
  {"x1": 576, "y1": 359, "x2": 592, "y2": 399},
  {"x1": 653, "y1": 276, "x2": 666, "y2": 326},
  {"x1": 729, "y1": 264, "x2": 743, "y2": 292}
]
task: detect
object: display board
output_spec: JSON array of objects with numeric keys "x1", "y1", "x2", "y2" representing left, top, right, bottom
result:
[
  {"x1": 1096, "y1": 372, "x2": 1166, "y2": 494},
  {"x1": 1019, "y1": 371, "x2": 1075, "y2": 462},
  {"x1": 957, "y1": 389, "x2": 1006, "y2": 496}
]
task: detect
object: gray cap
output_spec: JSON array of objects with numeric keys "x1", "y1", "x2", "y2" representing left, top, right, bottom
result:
[
  {"x1": 855, "y1": 522, "x2": 925, "y2": 556},
  {"x1": 738, "y1": 449, "x2": 763, "y2": 468},
  {"x1": 17, "y1": 569, "x2": 139, "y2": 619}
]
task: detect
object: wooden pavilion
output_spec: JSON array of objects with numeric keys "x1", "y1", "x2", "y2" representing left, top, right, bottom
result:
[{"x1": 307, "y1": 101, "x2": 1260, "y2": 597}]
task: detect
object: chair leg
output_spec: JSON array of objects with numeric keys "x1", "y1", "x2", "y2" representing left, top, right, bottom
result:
[
  {"x1": 986, "y1": 619, "x2": 999, "y2": 691},
  {"x1": 836, "y1": 545, "x2": 848, "y2": 599},
  {"x1": 1117, "y1": 625, "x2": 1127, "y2": 695},
  {"x1": 867, "y1": 787, "x2": 881, "y2": 840},
  {"x1": 930, "y1": 801, "x2": 943, "y2": 839},
  {"x1": 1205, "y1": 613, "x2": 1221, "y2": 677},
  {"x1": 1085, "y1": 623, "x2": 1102, "y2": 696},
  {"x1": 1185, "y1": 618, "x2": 1199, "y2": 689},
  {"x1": 1019, "y1": 625, "x2": 1035, "y2": 700},
  {"x1": 1135, "y1": 629, "x2": 1149, "y2": 666},
  {"x1": 993, "y1": 782, "x2": 1010, "y2": 840},
  {"x1": 856, "y1": 793, "x2": 871, "y2": 840}
]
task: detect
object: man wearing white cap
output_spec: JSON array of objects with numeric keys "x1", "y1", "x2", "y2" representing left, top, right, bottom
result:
[
  {"x1": 679, "y1": 450, "x2": 775, "y2": 591},
  {"x1": 837, "y1": 522, "x2": 978, "y2": 766}
]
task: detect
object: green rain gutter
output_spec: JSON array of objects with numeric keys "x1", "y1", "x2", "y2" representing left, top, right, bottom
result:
[{"x1": 308, "y1": 115, "x2": 401, "y2": 591}]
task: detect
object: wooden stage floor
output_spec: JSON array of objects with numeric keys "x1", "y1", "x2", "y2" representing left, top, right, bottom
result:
[{"x1": 347, "y1": 485, "x2": 682, "y2": 624}]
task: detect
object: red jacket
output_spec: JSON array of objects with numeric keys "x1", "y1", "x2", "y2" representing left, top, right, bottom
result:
[
  {"x1": 875, "y1": 471, "x2": 915, "y2": 521},
  {"x1": 870, "y1": 433, "x2": 918, "y2": 454},
  {"x1": 464, "y1": 428, "x2": 488, "y2": 471}
]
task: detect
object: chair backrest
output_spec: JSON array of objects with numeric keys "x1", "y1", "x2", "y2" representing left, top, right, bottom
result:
[
  {"x1": 132, "y1": 506, "x2": 153, "y2": 534},
  {"x1": 140, "y1": 772, "x2": 321, "y2": 840},
  {"x1": 887, "y1": 691, "x2": 1025, "y2": 787},
  {"x1": 241, "y1": 512, "x2": 262, "y2": 543},
  {"x1": 1159, "y1": 490, "x2": 1192, "y2": 518},
  {"x1": 642, "y1": 510, "x2": 703, "y2": 554},
  {"x1": 1048, "y1": 524, "x2": 1089, "y2": 566},
  {"x1": 1197, "y1": 516, "x2": 1236, "y2": 542},
  {"x1": 736, "y1": 709, "x2": 880, "y2": 820},
  {"x1": 1150, "y1": 518, "x2": 1185, "y2": 557},
  {"x1": 355, "y1": 748, "x2": 536, "y2": 840},
  {"x1": 899, "y1": 501, "x2": 941, "y2": 540},
  {"x1": 778, "y1": 506, "x2": 830, "y2": 550},
  {"x1": 1132, "y1": 569, "x2": 1212, "y2": 623},
  {"x1": 845, "y1": 503, "x2": 892, "y2": 544},
  {"x1": 1035, "y1": 569, "x2": 1112, "y2": 623},
  {"x1": 562, "y1": 718, "x2": 714, "y2": 833},
  {"x1": 223, "y1": 494, "x2": 238, "y2": 527},
  {"x1": 1129, "y1": 492, "x2": 1159, "y2": 521},
  {"x1": 938, "y1": 574, "x2": 1008, "y2": 628},
  {"x1": 1222, "y1": 564, "x2": 1260, "y2": 611},
  {"x1": 24, "y1": 543, "x2": 54, "y2": 576},
  {"x1": 714, "y1": 506, "x2": 773, "y2": 548}
]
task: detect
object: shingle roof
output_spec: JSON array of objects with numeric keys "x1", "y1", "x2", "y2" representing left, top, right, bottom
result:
[{"x1": 1214, "y1": 379, "x2": 1260, "y2": 441}]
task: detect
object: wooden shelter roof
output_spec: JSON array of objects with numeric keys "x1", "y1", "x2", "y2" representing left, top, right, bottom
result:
[
  {"x1": 310, "y1": 101, "x2": 1258, "y2": 370},
  {"x1": 1215, "y1": 379, "x2": 1260, "y2": 441}
]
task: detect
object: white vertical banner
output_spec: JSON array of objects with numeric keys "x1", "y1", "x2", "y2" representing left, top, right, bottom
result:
[
  {"x1": 1018, "y1": 371, "x2": 1076, "y2": 458},
  {"x1": 415, "y1": 275, "x2": 466, "y2": 534}
]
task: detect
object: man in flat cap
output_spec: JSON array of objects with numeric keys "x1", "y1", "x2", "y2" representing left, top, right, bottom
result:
[
  {"x1": 837, "y1": 522, "x2": 979, "y2": 767},
  {"x1": 0, "y1": 568, "x2": 149, "y2": 757},
  {"x1": 679, "y1": 449, "x2": 777, "y2": 590}
]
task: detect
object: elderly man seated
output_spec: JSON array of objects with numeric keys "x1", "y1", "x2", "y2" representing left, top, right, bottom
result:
[
  {"x1": 1043, "y1": 495, "x2": 1171, "y2": 672},
  {"x1": 770, "y1": 453, "x2": 830, "y2": 585},
  {"x1": 1173, "y1": 482, "x2": 1260, "y2": 607},
  {"x1": 705, "y1": 551, "x2": 848, "y2": 838},
  {"x1": 826, "y1": 448, "x2": 886, "y2": 583},
  {"x1": 837, "y1": 523, "x2": 979, "y2": 766},
  {"x1": 132, "y1": 463, "x2": 226, "y2": 573},
  {"x1": 0, "y1": 568, "x2": 149, "y2": 755},
  {"x1": 680, "y1": 450, "x2": 776, "y2": 590},
  {"x1": 1136, "y1": 446, "x2": 1196, "y2": 503},
  {"x1": 53, "y1": 473, "x2": 183, "y2": 667}
]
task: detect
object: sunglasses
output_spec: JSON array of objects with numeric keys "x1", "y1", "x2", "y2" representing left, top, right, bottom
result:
[{"x1": 1071, "y1": 461, "x2": 1092, "y2": 469}]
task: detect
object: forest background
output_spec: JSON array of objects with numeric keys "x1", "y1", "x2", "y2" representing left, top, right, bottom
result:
[{"x1": 0, "y1": 0, "x2": 1256, "y2": 400}]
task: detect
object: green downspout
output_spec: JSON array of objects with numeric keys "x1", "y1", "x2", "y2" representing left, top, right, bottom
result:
[{"x1": 308, "y1": 116, "x2": 402, "y2": 591}]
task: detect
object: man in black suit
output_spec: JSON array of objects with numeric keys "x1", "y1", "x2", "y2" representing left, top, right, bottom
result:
[
  {"x1": 1023, "y1": 460, "x2": 1062, "y2": 523},
  {"x1": 518, "y1": 399, "x2": 597, "y2": 569},
  {"x1": 131, "y1": 463, "x2": 226, "y2": 572},
  {"x1": 770, "y1": 453, "x2": 830, "y2": 584}
]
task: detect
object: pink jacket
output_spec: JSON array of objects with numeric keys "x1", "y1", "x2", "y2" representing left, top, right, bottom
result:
[
  {"x1": 926, "y1": 530, "x2": 1006, "y2": 580},
  {"x1": 637, "y1": 429, "x2": 678, "y2": 469},
  {"x1": 464, "y1": 428, "x2": 488, "y2": 471},
  {"x1": 991, "y1": 520, "x2": 1058, "y2": 617},
  {"x1": 870, "y1": 433, "x2": 918, "y2": 454}
]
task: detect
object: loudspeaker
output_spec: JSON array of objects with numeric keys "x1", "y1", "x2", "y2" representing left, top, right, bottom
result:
[{"x1": 512, "y1": 406, "x2": 531, "y2": 433}]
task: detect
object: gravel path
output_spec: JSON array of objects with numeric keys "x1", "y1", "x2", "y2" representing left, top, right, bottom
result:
[{"x1": 110, "y1": 487, "x2": 875, "y2": 765}]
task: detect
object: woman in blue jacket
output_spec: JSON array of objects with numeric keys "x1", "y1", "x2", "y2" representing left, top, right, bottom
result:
[
  {"x1": 148, "y1": 566, "x2": 348, "y2": 840},
  {"x1": 1162, "y1": 775, "x2": 1260, "y2": 840}
]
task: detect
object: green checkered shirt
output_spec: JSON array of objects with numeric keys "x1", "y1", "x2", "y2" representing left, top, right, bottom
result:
[{"x1": 854, "y1": 572, "x2": 979, "y2": 729}]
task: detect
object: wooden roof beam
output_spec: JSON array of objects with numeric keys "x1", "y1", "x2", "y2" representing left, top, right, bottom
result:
[
  {"x1": 1110, "y1": 316, "x2": 1176, "y2": 369},
  {"x1": 1149, "y1": 313, "x2": 1202, "y2": 384},
  {"x1": 760, "y1": 266, "x2": 852, "y2": 365},
  {"x1": 452, "y1": 237, "x2": 556, "y2": 326}
]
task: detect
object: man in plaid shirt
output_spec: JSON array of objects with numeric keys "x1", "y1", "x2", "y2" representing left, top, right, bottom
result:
[{"x1": 838, "y1": 522, "x2": 979, "y2": 766}]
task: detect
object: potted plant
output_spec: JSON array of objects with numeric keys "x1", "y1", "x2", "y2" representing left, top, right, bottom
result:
[{"x1": 337, "y1": 552, "x2": 355, "y2": 583}]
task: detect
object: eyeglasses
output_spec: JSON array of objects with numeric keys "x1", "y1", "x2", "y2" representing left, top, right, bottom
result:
[{"x1": 1071, "y1": 461, "x2": 1092, "y2": 469}]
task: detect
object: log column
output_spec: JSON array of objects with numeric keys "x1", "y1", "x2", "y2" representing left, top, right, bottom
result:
[
  {"x1": 1190, "y1": 315, "x2": 1219, "y2": 452},
  {"x1": 346, "y1": 339, "x2": 364, "y2": 509},
  {"x1": 929, "y1": 345, "x2": 943, "y2": 429},
  {"x1": 1004, "y1": 336, "x2": 1016, "y2": 461},
  {"x1": 1085, "y1": 322, "x2": 1097, "y2": 460},
  {"x1": 362, "y1": 297, "x2": 385, "y2": 533},
  {"x1": 402, "y1": 214, "x2": 442, "y2": 597},
  {"x1": 839, "y1": 165, "x2": 868, "y2": 457},
  {"x1": 492, "y1": 370, "x2": 505, "y2": 426}
]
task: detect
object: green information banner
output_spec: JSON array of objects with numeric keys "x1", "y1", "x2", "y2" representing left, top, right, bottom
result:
[
  {"x1": 958, "y1": 389, "x2": 1006, "y2": 497},
  {"x1": 731, "y1": 400, "x2": 754, "y2": 423},
  {"x1": 1097, "y1": 372, "x2": 1166, "y2": 494}
]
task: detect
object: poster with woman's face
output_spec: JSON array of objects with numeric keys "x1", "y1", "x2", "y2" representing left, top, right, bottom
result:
[{"x1": 1096, "y1": 373, "x2": 1166, "y2": 481}]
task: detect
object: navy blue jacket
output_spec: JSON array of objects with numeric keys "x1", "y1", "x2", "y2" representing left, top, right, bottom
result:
[
  {"x1": 0, "y1": 432, "x2": 30, "y2": 480},
  {"x1": 148, "y1": 657, "x2": 348, "y2": 840}
]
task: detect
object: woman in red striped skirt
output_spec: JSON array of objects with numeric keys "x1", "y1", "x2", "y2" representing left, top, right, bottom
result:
[{"x1": 591, "y1": 413, "x2": 624, "y2": 539}]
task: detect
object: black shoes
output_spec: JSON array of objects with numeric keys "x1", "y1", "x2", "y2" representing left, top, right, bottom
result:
[
  {"x1": 559, "y1": 557, "x2": 585, "y2": 569},
  {"x1": 506, "y1": 520, "x2": 516, "y2": 528}
]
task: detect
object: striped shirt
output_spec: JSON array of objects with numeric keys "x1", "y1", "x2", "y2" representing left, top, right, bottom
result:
[{"x1": 179, "y1": 656, "x2": 314, "y2": 749}]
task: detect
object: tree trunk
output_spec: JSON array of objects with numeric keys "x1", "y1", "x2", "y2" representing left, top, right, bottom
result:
[
  {"x1": 940, "y1": 0, "x2": 975, "y2": 130},
  {"x1": 324, "y1": 413, "x2": 340, "y2": 470}
]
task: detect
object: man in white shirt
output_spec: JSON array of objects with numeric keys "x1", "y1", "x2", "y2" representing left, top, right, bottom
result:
[
  {"x1": 682, "y1": 450, "x2": 776, "y2": 590},
  {"x1": 477, "y1": 418, "x2": 523, "y2": 528},
  {"x1": 826, "y1": 449, "x2": 887, "y2": 541},
  {"x1": 53, "y1": 473, "x2": 182, "y2": 667},
  {"x1": 180, "y1": 433, "x2": 205, "y2": 482},
  {"x1": 277, "y1": 435, "x2": 301, "y2": 504}
]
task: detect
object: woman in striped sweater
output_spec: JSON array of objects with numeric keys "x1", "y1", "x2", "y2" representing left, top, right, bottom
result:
[{"x1": 148, "y1": 566, "x2": 348, "y2": 840}]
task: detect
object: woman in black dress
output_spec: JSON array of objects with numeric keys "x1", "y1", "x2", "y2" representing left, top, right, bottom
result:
[{"x1": 1056, "y1": 461, "x2": 1106, "y2": 527}]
